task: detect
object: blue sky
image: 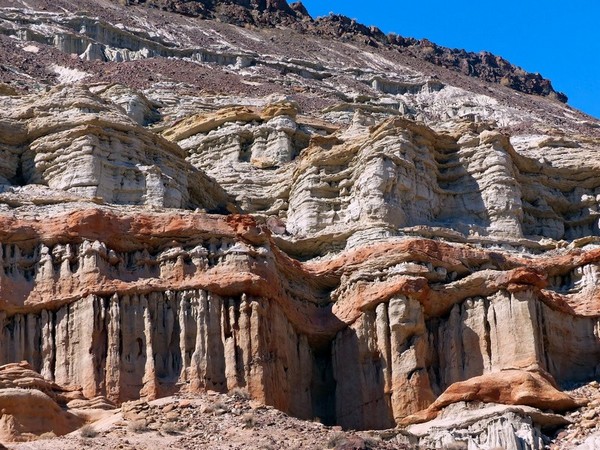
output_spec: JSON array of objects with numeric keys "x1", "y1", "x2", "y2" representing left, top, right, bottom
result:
[{"x1": 294, "y1": 1, "x2": 599, "y2": 119}]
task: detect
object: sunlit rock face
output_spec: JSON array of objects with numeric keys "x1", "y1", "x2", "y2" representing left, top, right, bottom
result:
[{"x1": 1, "y1": 0, "x2": 600, "y2": 446}]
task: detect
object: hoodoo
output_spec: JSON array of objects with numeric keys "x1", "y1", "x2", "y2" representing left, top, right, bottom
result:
[{"x1": 0, "y1": 0, "x2": 599, "y2": 448}]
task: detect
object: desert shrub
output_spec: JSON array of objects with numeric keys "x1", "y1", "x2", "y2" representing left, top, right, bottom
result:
[
  {"x1": 161, "y1": 422, "x2": 183, "y2": 435},
  {"x1": 79, "y1": 425, "x2": 98, "y2": 438},
  {"x1": 128, "y1": 419, "x2": 149, "y2": 433},
  {"x1": 242, "y1": 412, "x2": 256, "y2": 429},
  {"x1": 39, "y1": 431, "x2": 57, "y2": 440},
  {"x1": 230, "y1": 387, "x2": 251, "y2": 399},
  {"x1": 363, "y1": 436, "x2": 379, "y2": 449},
  {"x1": 327, "y1": 432, "x2": 348, "y2": 449},
  {"x1": 214, "y1": 401, "x2": 230, "y2": 413}
]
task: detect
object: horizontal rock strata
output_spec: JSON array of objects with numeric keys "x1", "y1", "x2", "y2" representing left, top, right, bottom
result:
[
  {"x1": 0, "y1": 207, "x2": 599, "y2": 435},
  {"x1": 0, "y1": 1, "x2": 599, "y2": 447},
  {"x1": 0, "y1": 86, "x2": 230, "y2": 211}
]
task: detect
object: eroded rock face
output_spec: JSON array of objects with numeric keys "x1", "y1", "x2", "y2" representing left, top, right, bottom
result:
[
  {"x1": 0, "y1": 0, "x2": 600, "y2": 448},
  {"x1": 407, "y1": 401, "x2": 571, "y2": 450},
  {"x1": 0, "y1": 290, "x2": 313, "y2": 416},
  {"x1": 164, "y1": 112, "x2": 600, "y2": 246},
  {"x1": 0, "y1": 85, "x2": 229, "y2": 210},
  {"x1": 0, "y1": 361, "x2": 115, "y2": 441},
  {"x1": 0, "y1": 206, "x2": 600, "y2": 438},
  {"x1": 0, "y1": 388, "x2": 83, "y2": 442}
]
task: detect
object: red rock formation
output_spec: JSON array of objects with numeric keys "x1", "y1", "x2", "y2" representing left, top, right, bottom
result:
[
  {"x1": 0, "y1": 389, "x2": 83, "y2": 442},
  {"x1": 0, "y1": 207, "x2": 599, "y2": 432},
  {"x1": 0, "y1": 1, "x2": 599, "y2": 446},
  {"x1": 0, "y1": 362, "x2": 117, "y2": 441},
  {"x1": 401, "y1": 369, "x2": 586, "y2": 425}
]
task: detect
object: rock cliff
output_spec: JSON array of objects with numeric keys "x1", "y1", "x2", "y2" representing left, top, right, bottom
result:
[{"x1": 0, "y1": 0, "x2": 599, "y2": 448}]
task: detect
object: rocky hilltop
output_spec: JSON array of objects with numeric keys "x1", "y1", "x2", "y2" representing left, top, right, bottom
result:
[{"x1": 0, "y1": 0, "x2": 600, "y2": 448}]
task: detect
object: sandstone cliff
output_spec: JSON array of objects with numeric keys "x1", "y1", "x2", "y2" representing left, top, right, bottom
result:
[{"x1": 0, "y1": 0, "x2": 599, "y2": 448}]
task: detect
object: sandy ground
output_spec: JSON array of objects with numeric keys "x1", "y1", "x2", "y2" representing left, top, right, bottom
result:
[{"x1": 6, "y1": 391, "x2": 409, "y2": 450}]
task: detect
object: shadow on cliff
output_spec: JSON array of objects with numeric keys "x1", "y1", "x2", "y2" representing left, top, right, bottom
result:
[
  {"x1": 432, "y1": 145, "x2": 491, "y2": 234},
  {"x1": 331, "y1": 328, "x2": 395, "y2": 430}
]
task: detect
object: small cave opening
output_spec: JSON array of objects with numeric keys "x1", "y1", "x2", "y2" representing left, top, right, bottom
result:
[
  {"x1": 238, "y1": 135, "x2": 254, "y2": 162},
  {"x1": 291, "y1": 131, "x2": 310, "y2": 160},
  {"x1": 10, "y1": 157, "x2": 27, "y2": 187},
  {"x1": 310, "y1": 341, "x2": 336, "y2": 426}
]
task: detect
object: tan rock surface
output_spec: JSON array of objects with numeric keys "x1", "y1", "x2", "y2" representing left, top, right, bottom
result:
[
  {"x1": 402, "y1": 369, "x2": 585, "y2": 425},
  {"x1": 0, "y1": 206, "x2": 598, "y2": 435},
  {"x1": 0, "y1": 1, "x2": 600, "y2": 448},
  {"x1": 0, "y1": 362, "x2": 118, "y2": 442},
  {"x1": 0, "y1": 388, "x2": 84, "y2": 442},
  {"x1": 0, "y1": 85, "x2": 230, "y2": 211},
  {"x1": 407, "y1": 401, "x2": 570, "y2": 450},
  {"x1": 7, "y1": 391, "x2": 410, "y2": 450}
]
